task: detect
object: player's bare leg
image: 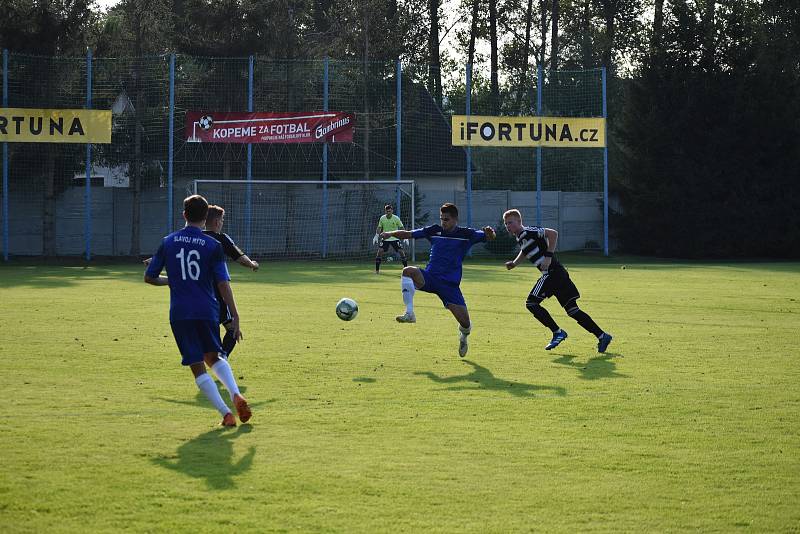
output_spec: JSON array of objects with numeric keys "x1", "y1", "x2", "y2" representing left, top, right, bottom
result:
[
  {"x1": 190, "y1": 358, "x2": 235, "y2": 426},
  {"x1": 204, "y1": 353, "x2": 251, "y2": 423},
  {"x1": 396, "y1": 266, "x2": 425, "y2": 323},
  {"x1": 447, "y1": 304, "x2": 472, "y2": 357}
]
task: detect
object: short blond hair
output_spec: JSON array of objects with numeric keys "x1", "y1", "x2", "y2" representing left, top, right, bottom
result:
[
  {"x1": 503, "y1": 209, "x2": 522, "y2": 222},
  {"x1": 207, "y1": 205, "x2": 225, "y2": 224}
]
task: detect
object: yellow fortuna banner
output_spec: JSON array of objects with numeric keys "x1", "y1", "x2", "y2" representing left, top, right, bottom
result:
[
  {"x1": 452, "y1": 115, "x2": 606, "y2": 148},
  {"x1": 0, "y1": 108, "x2": 112, "y2": 143}
]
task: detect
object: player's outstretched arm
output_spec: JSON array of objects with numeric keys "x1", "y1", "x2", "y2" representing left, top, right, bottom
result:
[
  {"x1": 217, "y1": 280, "x2": 243, "y2": 342},
  {"x1": 237, "y1": 254, "x2": 259, "y2": 271},
  {"x1": 483, "y1": 226, "x2": 497, "y2": 240},
  {"x1": 381, "y1": 229, "x2": 412, "y2": 240}
]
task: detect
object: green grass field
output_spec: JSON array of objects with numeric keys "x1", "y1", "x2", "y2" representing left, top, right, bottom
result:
[{"x1": 1, "y1": 256, "x2": 799, "y2": 532}]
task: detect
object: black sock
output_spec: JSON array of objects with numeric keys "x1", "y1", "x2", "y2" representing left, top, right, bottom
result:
[
  {"x1": 569, "y1": 309, "x2": 603, "y2": 337},
  {"x1": 402, "y1": 259, "x2": 407, "y2": 267},
  {"x1": 528, "y1": 303, "x2": 560, "y2": 332},
  {"x1": 222, "y1": 329, "x2": 236, "y2": 357},
  {"x1": 375, "y1": 257, "x2": 382, "y2": 272}
]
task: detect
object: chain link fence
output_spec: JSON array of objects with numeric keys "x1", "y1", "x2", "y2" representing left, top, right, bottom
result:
[{"x1": 1, "y1": 52, "x2": 606, "y2": 260}]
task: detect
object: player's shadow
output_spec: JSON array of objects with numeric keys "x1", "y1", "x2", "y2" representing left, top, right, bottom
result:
[
  {"x1": 151, "y1": 425, "x2": 255, "y2": 489},
  {"x1": 551, "y1": 354, "x2": 628, "y2": 380},
  {"x1": 415, "y1": 360, "x2": 566, "y2": 398}
]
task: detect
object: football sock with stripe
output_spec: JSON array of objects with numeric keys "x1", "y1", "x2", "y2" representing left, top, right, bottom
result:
[
  {"x1": 401, "y1": 276, "x2": 416, "y2": 313},
  {"x1": 211, "y1": 359, "x2": 241, "y2": 402},
  {"x1": 567, "y1": 308, "x2": 604, "y2": 337},
  {"x1": 528, "y1": 303, "x2": 560, "y2": 332},
  {"x1": 195, "y1": 373, "x2": 230, "y2": 416}
]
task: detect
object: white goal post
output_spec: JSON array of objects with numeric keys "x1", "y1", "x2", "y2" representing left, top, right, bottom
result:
[{"x1": 192, "y1": 180, "x2": 416, "y2": 261}]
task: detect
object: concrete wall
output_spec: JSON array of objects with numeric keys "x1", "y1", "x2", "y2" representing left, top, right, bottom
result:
[{"x1": 0, "y1": 184, "x2": 603, "y2": 257}]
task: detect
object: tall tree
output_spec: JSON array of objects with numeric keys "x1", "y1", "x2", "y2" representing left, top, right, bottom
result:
[
  {"x1": 0, "y1": 0, "x2": 95, "y2": 256},
  {"x1": 489, "y1": 0, "x2": 499, "y2": 113},
  {"x1": 428, "y1": 0, "x2": 443, "y2": 106},
  {"x1": 550, "y1": 0, "x2": 559, "y2": 70}
]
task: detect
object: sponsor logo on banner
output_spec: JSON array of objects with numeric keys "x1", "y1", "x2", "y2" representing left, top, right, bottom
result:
[
  {"x1": 451, "y1": 115, "x2": 605, "y2": 148},
  {"x1": 186, "y1": 111, "x2": 355, "y2": 143},
  {"x1": 0, "y1": 108, "x2": 112, "y2": 144}
]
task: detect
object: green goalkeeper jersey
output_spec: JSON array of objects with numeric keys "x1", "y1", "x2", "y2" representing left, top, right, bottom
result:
[{"x1": 378, "y1": 214, "x2": 404, "y2": 241}]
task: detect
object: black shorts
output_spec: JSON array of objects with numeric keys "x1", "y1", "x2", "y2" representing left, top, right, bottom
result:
[
  {"x1": 380, "y1": 240, "x2": 404, "y2": 252},
  {"x1": 527, "y1": 262, "x2": 580, "y2": 308}
]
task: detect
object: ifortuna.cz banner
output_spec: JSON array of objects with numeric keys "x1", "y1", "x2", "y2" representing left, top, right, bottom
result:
[
  {"x1": 186, "y1": 111, "x2": 355, "y2": 143},
  {"x1": 0, "y1": 108, "x2": 112, "y2": 143},
  {"x1": 451, "y1": 115, "x2": 605, "y2": 148}
]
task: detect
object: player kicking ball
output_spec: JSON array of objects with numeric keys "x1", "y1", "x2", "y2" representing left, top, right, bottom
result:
[
  {"x1": 145, "y1": 194, "x2": 252, "y2": 427},
  {"x1": 381, "y1": 203, "x2": 496, "y2": 357},
  {"x1": 502, "y1": 209, "x2": 612, "y2": 353}
]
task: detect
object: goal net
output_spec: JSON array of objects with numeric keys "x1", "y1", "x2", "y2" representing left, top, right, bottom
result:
[{"x1": 193, "y1": 180, "x2": 415, "y2": 260}]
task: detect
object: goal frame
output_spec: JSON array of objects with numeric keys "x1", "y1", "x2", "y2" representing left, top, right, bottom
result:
[{"x1": 193, "y1": 179, "x2": 416, "y2": 261}]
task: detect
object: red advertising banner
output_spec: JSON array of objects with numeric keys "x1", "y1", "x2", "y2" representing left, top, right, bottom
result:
[{"x1": 186, "y1": 111, "x2": 355, "y2": 143}]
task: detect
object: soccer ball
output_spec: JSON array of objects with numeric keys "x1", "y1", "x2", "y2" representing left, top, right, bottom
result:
[
  {"x1": 336, "y1": 298, "x2": 359, "y2": 321},
  {"x1": 198, "y1": 115, "x2": 214, "y2": 130}
]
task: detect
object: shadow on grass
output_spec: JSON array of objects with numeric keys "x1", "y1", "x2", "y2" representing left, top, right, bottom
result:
[
  {"x1": 415, "y1": 360, "x2": 566, "y2": 398},
  {"x1": 154, "y1": 384, "x2": 277, "y2": 412},
  {"x1": 152, "y1": 424, "x2": 255, "y2": 489},
  {"x1": 551, "y1": 353, "x2": 628, "y2": 380}
]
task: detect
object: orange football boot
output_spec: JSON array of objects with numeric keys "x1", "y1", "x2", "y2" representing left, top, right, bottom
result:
[
  {"x1": 221, "y1": 412, "x2": 236, "y2": 427},
  {"x1": 233, "y1": 394, "x2": 252, "y2": 423}
]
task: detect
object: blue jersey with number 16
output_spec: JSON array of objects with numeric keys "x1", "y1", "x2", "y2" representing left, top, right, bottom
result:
[{"x1": 145, "y1": 225, "x2": 231, "y2": 322}]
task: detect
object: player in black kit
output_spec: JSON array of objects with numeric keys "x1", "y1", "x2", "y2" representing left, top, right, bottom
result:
[
  {"x1": 502, "y1": 209, "x2": 612, "y2": 353},
  {"x1": 204, "y1": 205, "x2": 259, "y2": 359}
]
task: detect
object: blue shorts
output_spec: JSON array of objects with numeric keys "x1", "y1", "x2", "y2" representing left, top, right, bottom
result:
[
  {"x1": 420, "y1": 270, "x2": 466, "y2": 307},
  {"x1": 170, "y1": 320, "x2": 223, "y2": 366}
]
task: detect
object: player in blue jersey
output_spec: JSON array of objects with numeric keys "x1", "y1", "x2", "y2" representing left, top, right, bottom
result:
[
  {"x1": 381, "y1": 203, "x2": 496, "y2": 357},
  {"x1": 145, "y1": 194, "x2": 252, "y2": 427}
]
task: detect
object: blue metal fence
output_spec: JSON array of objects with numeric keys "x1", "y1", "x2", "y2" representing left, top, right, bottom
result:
[{"x1": 0, "y1": 51, "x2": 607, "y2": 260}]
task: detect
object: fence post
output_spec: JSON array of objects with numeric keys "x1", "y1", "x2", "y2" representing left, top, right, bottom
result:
[
  {"x1": 84, "y1": 49, "x2": 93, "y2": 261},
  {"x1": 395, "y1": 59, "x2": 402, "y2": 216},
  {"x1": 536, "y1": 65, "x2": 543, "y2": 226},
  {"x1": 322, "y1": 57, "x2": 329, "y2": 259},
  {"x1": 168, "y1": 53, "x2": 175, "y2": 234},
  {"x1": 602, "y1": 67, "x2": 609, "y2": 256},
  {"x1": 246, "y1": 55, "x2": 254, "y2": 253},
  {"x1": 465, "y1": 62, "x2": 472, "y2": 229},
  {"x1": 2, "y1": 49, "x2": 8, "y2": 261}
]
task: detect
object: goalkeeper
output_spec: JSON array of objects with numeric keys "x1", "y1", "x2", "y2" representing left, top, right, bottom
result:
[{"x1": 373, "y1": 204, "x2": 408, "y2": 273}]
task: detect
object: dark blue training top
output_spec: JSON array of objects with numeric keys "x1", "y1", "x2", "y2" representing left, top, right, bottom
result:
[
  {"x1": 145, "y1": 225, "x2": 231, "y2": 322},
  {"x1": 411, "y1": 224, "x2": 486, "y2": 285}
]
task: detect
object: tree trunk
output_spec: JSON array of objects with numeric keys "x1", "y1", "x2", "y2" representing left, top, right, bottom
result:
[
  {"x1": 428, "y1": 0, "x2": 442, "y2": 107},
  {"x1": 516, "y1": 0, "x2": 534, "y2": 111},
  {"x1": 363, "y1": 11, "x2": 371, "y2": 180},
  {"x1": 489, "y1": 0, "x2": 499, "y2": 114},
  {"x1": 539, "y1": 0, "x2": 548, "y2": 68},
  {"x1": 651, "y1": 0, "x2": 664, "y2": 61},
  {"x1": 42, "y1": 146, "x2": 56, "y2": 256},
  {"x1": 581, "y1": 0, "x2": 592, "y2": 67},
  {"x1": 130, "y1": 56, "x2": 143, "y2": 255},
  {"x1": 467, "y1": 0, "x2": 480, "y2": 69},
  {"x1": 600, "y1": 0, "x2": 615, "y2": 71},
  {"x1": 550, "y1": 0, "x2": 559, "y2": 71},
  {"x1": 701, "y1": 0, "x2": 716, "y2": 70}
]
